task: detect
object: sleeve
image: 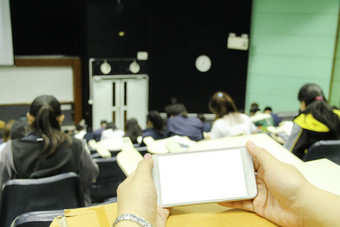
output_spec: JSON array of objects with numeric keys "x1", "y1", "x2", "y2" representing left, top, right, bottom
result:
[
  {"x1": 284, "y1": 123, "x2": 307, "y2": 159},
  {"x1": 165, "y1": 119, "x2": 173, "y2": 138},
  {"x1": 0, "y1": 141, "x2": 16, "y2": 187}
]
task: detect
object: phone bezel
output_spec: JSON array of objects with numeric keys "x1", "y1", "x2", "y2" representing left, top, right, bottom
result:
[{"x1": 152, "y1": 146, "x2": 257, "y2": 207}]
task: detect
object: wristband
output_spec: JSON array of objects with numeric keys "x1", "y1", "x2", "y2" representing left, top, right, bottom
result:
[{"x1": 113, "y1": 213, "x2": 153, "y2": 227}]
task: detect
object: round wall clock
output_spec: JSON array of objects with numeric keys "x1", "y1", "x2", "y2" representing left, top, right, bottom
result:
[{"x1": 195, "y1": 55, "x2": 211, "y2": 72}]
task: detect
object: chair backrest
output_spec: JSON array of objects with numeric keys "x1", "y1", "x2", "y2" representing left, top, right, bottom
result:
[
  {"x1": 90, "y1": 157, "x2": 126, "y2": 203},
  {"x1": 0, "y1": 172, "x2": 85, "y2": 227},
  {"x1": 10, "y1": 210, "x2": 64, "y2": 227},
  {"x1": 304, "y1": 140, "x2": 340, "y2": 164}
]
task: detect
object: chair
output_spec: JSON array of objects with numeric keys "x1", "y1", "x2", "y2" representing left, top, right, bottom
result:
[
  {"x1": 11, "y1": 198, "x2": 118, "y2": 227},
  {"x1": 0, "y1": 172, "x2": 85, "y2": 227},
  {"x1": 90, "y1": 157, "x2": 126, "y2": 203},
  {"x1": 10, "y1": 210, "x2": 64, "y2": 227},
  {"x1": 304, "y1": 140, "x2": 340, "y2": 165}
]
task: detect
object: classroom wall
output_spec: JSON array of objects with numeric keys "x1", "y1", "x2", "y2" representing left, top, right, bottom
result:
[
  {"x1": 245, "y1": 0, "x2": 340, "y2": 113},
  {"x1": 330, "y1": 20, "x2": 340, "y2": 108}
]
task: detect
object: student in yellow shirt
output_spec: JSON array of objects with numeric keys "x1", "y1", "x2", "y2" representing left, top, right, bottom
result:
[{"x1": 284, "y1": 83, "x2": 340, "y2": 159}]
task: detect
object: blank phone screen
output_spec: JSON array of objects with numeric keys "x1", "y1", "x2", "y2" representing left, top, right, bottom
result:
[{"x1": 157, "y1": 148, "x2": 248, "y2": 206}]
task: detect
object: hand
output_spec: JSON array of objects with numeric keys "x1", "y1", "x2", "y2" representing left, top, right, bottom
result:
[
  {"x1": 219, "y1": 140, "x2": 311, "y2": 227},
  {"x1": 116, "y1": 153, "x2": 170, "y2": 227}
]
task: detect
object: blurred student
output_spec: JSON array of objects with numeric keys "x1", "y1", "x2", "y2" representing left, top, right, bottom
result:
[
  {"x1": 100, "y1": 122, "x2": 124, "y2": 140},
  {"x1": 209, "y1": 91, "x2": 256, "y2": 139},
  {"x1": 125, "y1": 118, "x2": 143, "y2": 144},
  {"x1": 197, "y1": 113, "x2": 211, "y2": 132},
  {"x1": 165, "y1": 103, "x2": 203, "y2": 141},
  {"x1": 115, "y1": 141, "x2": 340, "y2": 227},
  {"x1": 92, "y1": 120, "x2": 108, "y2": 142},
  {"x1": 142, "y1": 110, "x2": 165, "y2": 141},
  {"x1": 284, "y1": 83, "x2": 340, "y2": 160},
  {"x1": 74, "y1": 124, "x2": 87, "y2": 140},
  {"x1": 263, "y1": 106, "x2": 282, "y2": 127},
  {"x1": 0, "y1": 95, "x2": 98, "y2": 205},
  {"x1": 1, "y1": 120, "x2": 15, "y2": 144},
  {"x1": 9, "y1": 119, "x2": 29, "y2": 140},
  {"x1": 0, "y1": 119, "x2": 28, "y2": 152}
]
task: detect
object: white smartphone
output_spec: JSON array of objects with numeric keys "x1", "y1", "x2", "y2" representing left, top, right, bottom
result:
[{"x1": 152, "y1": 147, "x2": 257, "y2": 207}]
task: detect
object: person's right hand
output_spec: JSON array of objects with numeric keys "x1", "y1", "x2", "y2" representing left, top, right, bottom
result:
[{"x1": 219, "y1": 140, "x2": 312, "y2": 227}]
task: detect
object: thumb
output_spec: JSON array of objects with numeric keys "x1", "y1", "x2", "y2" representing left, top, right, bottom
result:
[
  {"x1": 246, "y1": 140, "x2": 280, "y2": 170},
  {"x1": 135, "y1": 153, "x2": 154, "y2": 178}
]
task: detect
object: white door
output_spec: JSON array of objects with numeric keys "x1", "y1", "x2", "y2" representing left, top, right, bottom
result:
[{"x1": 92, "y1": 75, "x2": 148, "y2": 131}]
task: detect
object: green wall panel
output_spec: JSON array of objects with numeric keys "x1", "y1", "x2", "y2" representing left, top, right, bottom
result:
[{"x1": 246, "y1": 0, "x2": 339, "y2": 113}]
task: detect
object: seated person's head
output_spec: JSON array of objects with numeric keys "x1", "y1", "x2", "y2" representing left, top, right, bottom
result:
[
  {"x1": 105, "y1": 122, "x2": 117, "y2": 130},
  {"x1": 125, "y1": 118, "x2": 142, "y2": 144},
  {"x1": 147, "y1": 110, "x2": 164, "y2": 131},
  {"x1": 298, "y1": 83, "x2": 326, "y2": 111},
  {"x1": 263, "y1": 106, "x2": 272, "y2": 114},
  {"x1": 10, "y1": 119, "x2": 29, "y2": 140},
  {"x1": 165, "y1": 103, "x2": 188, "y2": 118},
  {"x1": 209, "y1": 91, "x2": 238, "y2": 119},
  {"x1": 100, "y1": 120, "x2": 108, "y2": 128}
]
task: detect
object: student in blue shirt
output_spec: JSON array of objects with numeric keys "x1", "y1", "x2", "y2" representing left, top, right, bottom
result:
[{"x1": 165, "y1": 103, "x2": 203, "y2": 141}]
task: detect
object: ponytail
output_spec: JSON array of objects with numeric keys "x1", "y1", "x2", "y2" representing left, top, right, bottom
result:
[
  {"x1": 29, "y1": 95, "x2": 70, "y2": 156},
  {"x1": 299, "y1": 84, "x2": 340, "y2": 137},
  {"x1": 305, "y1": 100, "x2": 340, "y2": 137}
]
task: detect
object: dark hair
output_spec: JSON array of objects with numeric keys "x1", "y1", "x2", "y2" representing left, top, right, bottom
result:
[
  {"x1": 147, "y1": 111, "x2": 164, "y2": 134},
  {"x1": 100, "y1": 120, "x2": 108, "y2": 126},
  {"x1": 125, "y1": 118, "x2": 142, "y2": 144},
  {"x1": 10, "y1": 119, "x2": 29, "y2": 140},
  {"x1": 197, "y1": 113, "x2": 206, "y2": 122},
  {"x1": 29, "y1": 95, "x2": 70, "y2": 156},
  {"x1": 105, "y1": 122, "x2": 117, "y2": 130},
  {"x1": 75, "y1": 124, "x2": 84, "y2": 132},
  {"x1": 264, "y1": 106, "x2": 272, "y2": 112},
  {"x1": 164, "y1": 103, "x2": 188, "y2": 118},
  {"x1": 209, "y1": 91, "x2": 238, "y2": 120},
  {"x1": 298, "y1": 83, "x2": 340, "y2": 137}
]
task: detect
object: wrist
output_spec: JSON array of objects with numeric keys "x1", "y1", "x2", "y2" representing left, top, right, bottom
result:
[{"x1": 299, "y1": 184, "x2": 340, "y2": 227}]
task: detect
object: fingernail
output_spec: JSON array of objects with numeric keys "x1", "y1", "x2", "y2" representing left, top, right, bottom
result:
[
  {"x1": 247, "y1": 140, "x2": 256, "y2": 148},
  {"x1": 144, "y1": 153, "x2": 152, "y2": 159}
]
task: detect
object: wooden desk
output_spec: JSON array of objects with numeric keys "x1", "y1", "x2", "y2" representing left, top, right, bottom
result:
[{"x1": 51, "y1": 202, "x2": 278, "y2": 227}]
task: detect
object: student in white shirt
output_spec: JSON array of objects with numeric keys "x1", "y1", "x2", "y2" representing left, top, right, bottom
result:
[{"x1": 209, "y1": 91, "x2": 257, "y2": 139}]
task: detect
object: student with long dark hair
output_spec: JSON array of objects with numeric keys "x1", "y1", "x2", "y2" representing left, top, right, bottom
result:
[
  {"x1": 125, "y1": 118, "x2": 143, "y2": 144},
  {"x1": 0, "y1": 95, "x2": 99, "y2": 205},
  {"x1": 284, "y1": 83, "x2": 340, "y2": 159},
  {"x1": 142, "y1": 110, "x2": 165, "y2": 141},
  {"x1": 209, "y1": 91, "x2": 256, "y2": 139}
]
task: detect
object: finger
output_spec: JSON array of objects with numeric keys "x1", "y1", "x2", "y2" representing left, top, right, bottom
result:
[
  {"x1": 134, "y1": 154, "x2": 154, "y2": 178},
  {"x1": 218, "y1": 200, "x2": 254, "y2": 212},
  {"x1": 246, "y1": 140, "x2": 280, "y2": 171}
]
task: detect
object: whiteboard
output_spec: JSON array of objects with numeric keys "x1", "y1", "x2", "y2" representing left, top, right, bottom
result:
[
  {"x1": 0, "y1": 0, "x2": 14, "y2": 65},
  {"x1": 0, "y1": 66, "x2": 74, "y2": 104}
]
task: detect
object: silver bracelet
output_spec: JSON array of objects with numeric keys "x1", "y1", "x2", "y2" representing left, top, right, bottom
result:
[{"x1": 113, "y1": 213, "x2": 153, "y2": 227}]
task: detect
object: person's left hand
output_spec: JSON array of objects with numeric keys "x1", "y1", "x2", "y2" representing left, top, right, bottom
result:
[{"x1": 116, "y1": 153, "x2": 170, "y2": 227}]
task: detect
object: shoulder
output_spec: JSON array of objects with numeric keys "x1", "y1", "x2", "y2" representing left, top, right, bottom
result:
[
  {"x1": 70, "y1": 136, "x2": 84, "y2": 152},
  {"x1": 294, "y1": 113, "x2": 329, "y2": 132},
  {"x1": 334, "y1": 109, "x2": 340, "y2": 118}
]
